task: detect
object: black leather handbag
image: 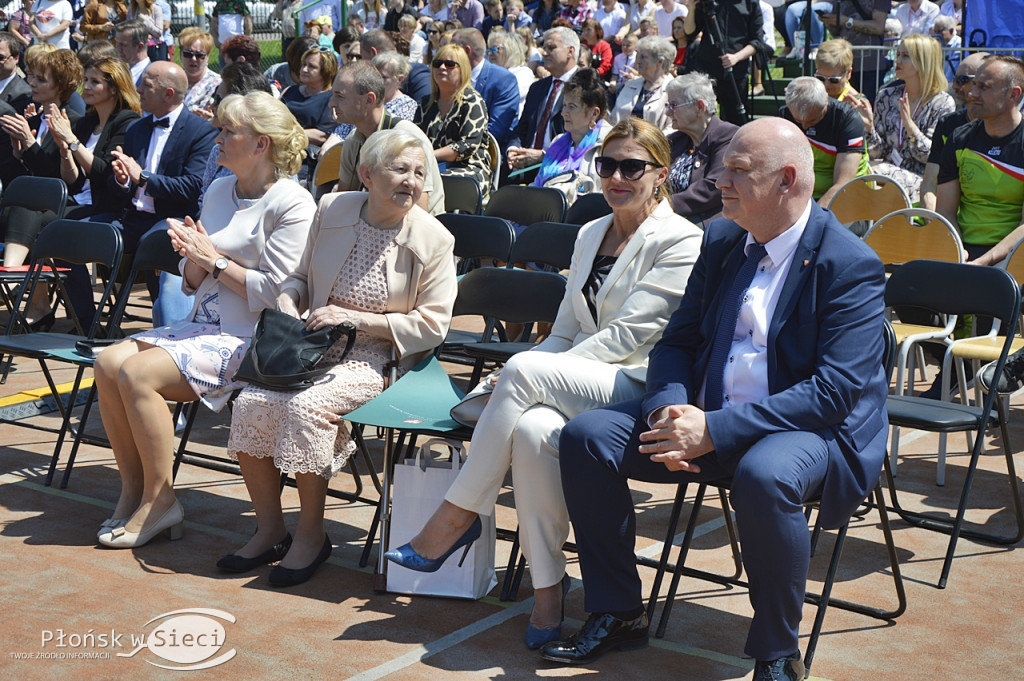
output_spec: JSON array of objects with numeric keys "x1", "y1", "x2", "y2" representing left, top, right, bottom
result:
[{"x1": 234, "y1": 309, "x2": 357, "y2": 390}]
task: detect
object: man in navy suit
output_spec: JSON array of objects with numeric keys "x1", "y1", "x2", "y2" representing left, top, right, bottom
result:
[
  {"x1": 0, "y1": 32, "x2": 31, "y2": 113},
  {"x1": 541, "y1": 118, "x2": 888, "y2": 681},
  {"x1": 507, "y1": 26, "x2": 578, "y2": 176},
  {"x1": 452, "y1": 28, "x2": 519, "y2": 149}
]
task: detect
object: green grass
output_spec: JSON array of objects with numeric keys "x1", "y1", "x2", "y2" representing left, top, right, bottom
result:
[{"x1": 172, "y1": 38, "x2": 284, "y2": 75}]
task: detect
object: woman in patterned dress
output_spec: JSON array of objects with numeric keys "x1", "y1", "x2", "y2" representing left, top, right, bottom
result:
[
  {"x1": 415, "y1": 43, "x2": 493, "y2": 200},
  {"x1": 219, "y1": 129, "x2": 458, "y2": 587},
  {"x1": 93, "y1": 92, "x2": 316, "y2": 549}
]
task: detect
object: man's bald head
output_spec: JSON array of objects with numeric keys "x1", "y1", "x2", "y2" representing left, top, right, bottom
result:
[
  {"x1": 738, "y1": 118, "x2": 814, "y2": 193},
  {"x1": 147, "y1": 60, "x2": 188, "y2": 102},
  {"x1": 953, "y1": 51, "x2": 989, "y2": 107},
  {"x1": 138, "y1": 61, "x2": 189, "y2": 116}
]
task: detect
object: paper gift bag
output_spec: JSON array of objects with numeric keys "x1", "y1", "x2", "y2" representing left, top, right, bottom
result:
[{"x1": 386, "y1": 438, "x2": 498, "y2": 599}]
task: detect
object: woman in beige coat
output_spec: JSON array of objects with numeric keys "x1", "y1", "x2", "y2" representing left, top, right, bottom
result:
[
  {"x1": 220, "y1": 129, "x2": 458, "y2": 587},
  {"x1": 386, "y1": 119, "x2": 703, "y2": 647}
]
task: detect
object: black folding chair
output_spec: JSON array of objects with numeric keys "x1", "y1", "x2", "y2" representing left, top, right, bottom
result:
[
  {"x1": 0, "y1": 219, "x2": 123, "y2": 486},
  {"x1": 507, "y1": 221, "x2": 581, "y2": 273},
  {"x1": 437, "y1": 213, "x2": 516, "y2": 275},
  {"x1": 883, "y1": 259, "x2": 1024, "y2": 589},
  {"x1": 564, "y1": 192, "x2": 611, "y2": 225},
  {"x1": 484, "y1": 185, "x2": 569, "y2": 226},
  {"x1": 644, "y1": 321, "x2": 906, "y2": 676},
  {"x1": 441, "y1": 175, "x2": 483, "y2": 215}
]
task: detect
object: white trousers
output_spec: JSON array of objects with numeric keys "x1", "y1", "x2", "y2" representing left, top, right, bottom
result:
[{"x1": 444, "y1": 350, "x2": 645, "y2": 588}]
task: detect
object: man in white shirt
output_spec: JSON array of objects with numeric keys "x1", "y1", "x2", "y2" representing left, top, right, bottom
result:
[
  {"x1": 594, "y1": 0, "x2": 628, "y2": 46},
  {"x1": 115, "y1": 20, "x2": 151, "y2": 87},
  {"x1": 895, "y1": 0, "x2": 940, "y2": 36},
  {"x1": 30, "y1": 0, "x2": 73, "y2": 49},
  {"x1": 654, "y1": 0, "x2": 686, "y2": 38}
]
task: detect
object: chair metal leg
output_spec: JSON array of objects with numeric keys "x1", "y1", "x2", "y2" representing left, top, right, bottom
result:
[
  {"x1": 45, "y1": 365, "x2": 89, "y2": 487},
  {"x1": 655, "y1": 484, "x2": 709, "y2": 638},
  {"x1": 645, "y1": 483, "x2": 689, "y2": 621}
]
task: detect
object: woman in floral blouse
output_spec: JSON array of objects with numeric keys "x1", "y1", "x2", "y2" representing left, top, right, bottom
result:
[{"x1": 415, "y1": 43, "x2": 492, "y2": 200}]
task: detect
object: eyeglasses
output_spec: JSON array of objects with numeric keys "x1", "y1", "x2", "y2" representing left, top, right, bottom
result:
[
  {"x1": 432, "y1": 59, "x2": 459, "y2": 69},
  {"x1": 665, "y1": 100, "x2": 697, "y2": 113},
  {"x1": 953, "y1": 74, "x2": 975, "y2": 86},
  {"x1": 181, "y1": 49, "x2": 208, "y2": 60},
  {"x1": 813, "y1": 73, "x2": 844, "y2": 84},
  {"x1": 427, "y1": 29, "x2": 440, "y2": 34},
  {"x1": 594, "y1": 156, "x2": 661, "y2": 180},
  {"x1": 487, "y1": 45, "x2": 504, "y2": 54}
]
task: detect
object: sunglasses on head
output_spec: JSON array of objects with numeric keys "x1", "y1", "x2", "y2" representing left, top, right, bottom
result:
[
  {"x1": 953, "y1": 74, "x2": 975, "y2": 86},
  {"x1": 814, "y1": 73, "x2": 843, "y2": 84},
  {"x1": 432, "y1": 59, "x2": 459, "y2": 69},
  {"x1": 594, "y1": 156, "x2": 661, "y2": 180},
  {"x1": 182, "y1": 49, "x2": 207, "y2": 60}
]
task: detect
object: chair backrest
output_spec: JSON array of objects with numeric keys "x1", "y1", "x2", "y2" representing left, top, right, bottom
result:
[
  {"x1": 885, "y1": 259, "x2": 1021, "y2": 326},
  {"x1": 107, "y1": 229, "x2": 180, "y2": 331},
  {"x1": 441, "y1": 175, "x2": 483, "y2": 214},
  {"x1": 484, "y1": 131, "x2": 501, "y2": 193},
  {"x1": 565, "y1": 191, "x2": 612, "y2": 225},
  {"x1": 452, "y1": 267, "x2": 567, "y2": 327},
  {"x1": 0, "y1": 176, "x2": 68, "y2": 217},
  {"x1": 311, "y1": 142, "x2": 343, "y2": 188},
  {"x1": 437, "y1": 213, "x2": 516, "y2": 274},
  {"x1": 883, "y1": 319, "x2": 897, "y2": 383},
  {"x1": 826, "y1": 173, "x2": 911, "y2": 225},
  {"x1": 863, "y1": 208, "x2": 964, "y2": 267},
  {"x1": 1002, "y1": 236, "x2": 1024, "y2": 284},
  {"x1": 485, "y1": 185, "x2": 569, "y2": 225},
  {"x1": 509, "y1": 221, "x2": 581, "y2": 271}
]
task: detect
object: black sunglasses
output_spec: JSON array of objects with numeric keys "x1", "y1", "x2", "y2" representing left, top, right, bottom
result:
[
  {"x1": 427, "y1": 28, "x2": 440, "y2": 34},
  {"x1": 953, "y1": 74, "x2": 975, "y2": 86},
  {"x1": 813, "y1": 73, "x2": 843, "y2": 84},
  {"x1": 431, "y1": 59, "x2": 458, "y2": 69},
  {"x1": 182, "y1": 49, "x2": 207, "y2": 60},
  {"x1": 594, "y1": 157, "x2": 661, "y2": 180}
]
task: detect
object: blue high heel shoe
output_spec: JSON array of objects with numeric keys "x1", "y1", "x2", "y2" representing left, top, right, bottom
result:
[
  {"x1": 525, "y1": 574, "x2": 572, "y2": 649},
  {"x1": 384, "y1": 517, "x2": 482, "y2": 572}
]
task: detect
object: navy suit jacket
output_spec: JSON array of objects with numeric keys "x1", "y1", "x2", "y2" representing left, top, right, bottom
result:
[
  {"x1": 509, "y1": 75, "x2": 566, "y2": 150},
  {"x1": 402, "y1": 62, "x2": 432, "y2": 107},
  {"x1": 474, "y1": 60, "x2": 520, "y2": 149},
  {"x1": 111, "y1": 108, "x2": 217, "y2": 223},
  {"x1": 642, "y1": 203, "x2": 888, "y2": 529}
]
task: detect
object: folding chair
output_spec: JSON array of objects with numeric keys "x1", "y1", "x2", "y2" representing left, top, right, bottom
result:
[
  {"x1": 0, "y1": 176, "x2": 69, "y2": 315},
  {"x1": 0, "y1": 219, "x2": 123, "y2": 485},
  {"x1": 564, "y1": 191, "x2": 611, "y2": 225},
  {"x1": 646, "y1": 321, "x2": 906, "y2": 676},
  {"x1": 484, "y1": 185, "x2": 569, "y2": 227},
  {"x1": 441, "y1": 175, "x2": 483, "y2": 215},
  {"x1": 310, "y1": 142, "x2": 343, "y2": 200},
  {"x1": 863, "y1": 208, "x2": 965, "y2": 479},
  {"x1": 826, "y1": 173, "x2": 911, "y2": 233},
  {"x1": 484, "y1": 131, "x2": 501, "y2": 195},
  {"x1": 883, "y1": 260, "x2": 1024, "y2": 589},
  {"x1": 436, "y1": 212, "x2": 515, "y2": 275},
  {"x1": 507, "y1": 221, "x2": 581, "y2": 273}
]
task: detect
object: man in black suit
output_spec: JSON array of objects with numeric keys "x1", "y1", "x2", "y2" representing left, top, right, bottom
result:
[
  {"x1": 0, "y1": 32, "x2": 31, "y2": 113},
  {"x1": 507, "y1": 26, "x2": 579, "y2": 177}
]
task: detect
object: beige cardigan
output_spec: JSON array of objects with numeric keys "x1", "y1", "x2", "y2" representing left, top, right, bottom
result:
[{"x1": 280, "y1": 191, "x2": 458, "y2": 369}]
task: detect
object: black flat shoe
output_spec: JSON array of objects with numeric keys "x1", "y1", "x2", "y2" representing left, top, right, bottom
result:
[
  {"x1": 28, "y1": 311, "x2": 56, "y2": 332},
  {"x1": 216, "y1": 533, "x2": 292, "y2": 573},
  {"x1": 539, "y1": 611, "x2": 649, "y2": 665},
  {"x1": 268, "y1": 535, "x2": 332, "y2": 587}
]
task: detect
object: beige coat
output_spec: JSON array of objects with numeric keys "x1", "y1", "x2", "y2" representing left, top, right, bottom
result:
[
  {"x1": 534, "y1": 199, "x2": 703, "y2": 383},
  {"x1": 280, "y1": 191, "x2": 458, "y2": 369},
  {"x1": 610, "y1": 77, "x2": 674, "y2": 137}
]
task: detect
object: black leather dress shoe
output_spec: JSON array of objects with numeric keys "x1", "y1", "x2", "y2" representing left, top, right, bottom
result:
[
  {"x1": 268, "y1": 535, "x2": 332, "y2": 587},
  {"x1": 539, "y1": 612, "x2": 649, "y2": 665},
  {"x1": 216, "y1": 534, "x2": 292, "y2": 573},
  {"x1": 752, "y1": 652, "x2": 805, "y2": 681}
]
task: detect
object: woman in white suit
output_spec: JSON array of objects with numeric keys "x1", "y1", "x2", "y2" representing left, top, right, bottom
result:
[
  {"x1": 386, "y1": 119, "x2": 703, "y2": 648},
  {"x1": 94, "y1": 92, "x2": 316, "y2": 549},
  {"x1": 219, "y1": 129, "x2": 458, "y2": 587},
  {"x1": 609, "y1": 36, "x2": 676, "y2": 136}
]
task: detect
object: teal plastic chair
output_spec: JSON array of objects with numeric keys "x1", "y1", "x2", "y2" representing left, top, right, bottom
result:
[{"x1": 344, "y1": 355, "x2": 473, "y2": 587}]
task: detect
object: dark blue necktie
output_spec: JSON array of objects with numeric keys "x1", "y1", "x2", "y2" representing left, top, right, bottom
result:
[{"x1": 704, "y1": 242, "x2": 767, "y2": 411}]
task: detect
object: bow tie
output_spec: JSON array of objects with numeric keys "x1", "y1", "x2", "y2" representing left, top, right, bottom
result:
[{"x1": 147, "y1": 116, "x2": 170, "y2": 129}]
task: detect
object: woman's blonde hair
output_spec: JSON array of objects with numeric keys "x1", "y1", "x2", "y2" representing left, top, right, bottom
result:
[
  {"x1": 24, "y1": 43, "x2": 57, "y2": 73},
  {"x1": 429, "y1": 43, "x2": 472, "y2": 108},
  {"x1": 216, "y1": 92, "x2": 308, "y2": 177},
  {"x1": 488, "y1": 28, "x2": 526, "y2": 69},
  {"x1": 901, "y1": 33, "x2": 949, "y2": 102},
  {"x1": 301, "y1": 47, "x2": 339, "y2": 91},
  {"x1": 601, "y1": 118, "x2": 670, "y2": 200},
  {"x1": 815, "y1": 38, "x2": 853, "y2": 73},
  {"x1": 178, "y1": 27, "x2": 214, "y2": 54}
]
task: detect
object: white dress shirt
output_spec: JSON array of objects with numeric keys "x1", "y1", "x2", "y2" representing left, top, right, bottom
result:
[
  {"x1": 895, "y1": 0, "x2": 941, "y2": 36},
  {"x1": 701, "y1": 200, "x2": 813, "y2": 410},
  {"x1": 132, "y1": 103, "x2": 184, "y2": 214}
]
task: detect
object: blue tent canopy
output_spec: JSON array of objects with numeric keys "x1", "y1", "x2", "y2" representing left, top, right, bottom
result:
[{"x1": 964, "y1": 0, "x2": 1024, "y2": 51}]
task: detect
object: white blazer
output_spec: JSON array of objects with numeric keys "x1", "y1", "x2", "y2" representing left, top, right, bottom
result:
[
  {"x1": 610, "y1": 77, "x2": 675, "y2": 137},
  {"x1": 181, "y1": 176, "x2": 317, "y2": 337},
  {"x1": 534, "y1": 199, "x2": 703, "y2": 383}
]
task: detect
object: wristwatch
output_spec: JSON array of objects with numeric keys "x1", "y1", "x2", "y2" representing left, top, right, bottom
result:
[
  {"x1": 212, "y1": 257, "x2": 229, "y2": 279},
  {"x1": 138, "y1": 170, "x2": 151, "y2": 187},
  {"x1": 845, "y1": 16, "x2": 855, "y2": 30},
  {"x1": 68, "y1": 139, "x2": 80, "y2": 152}
]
